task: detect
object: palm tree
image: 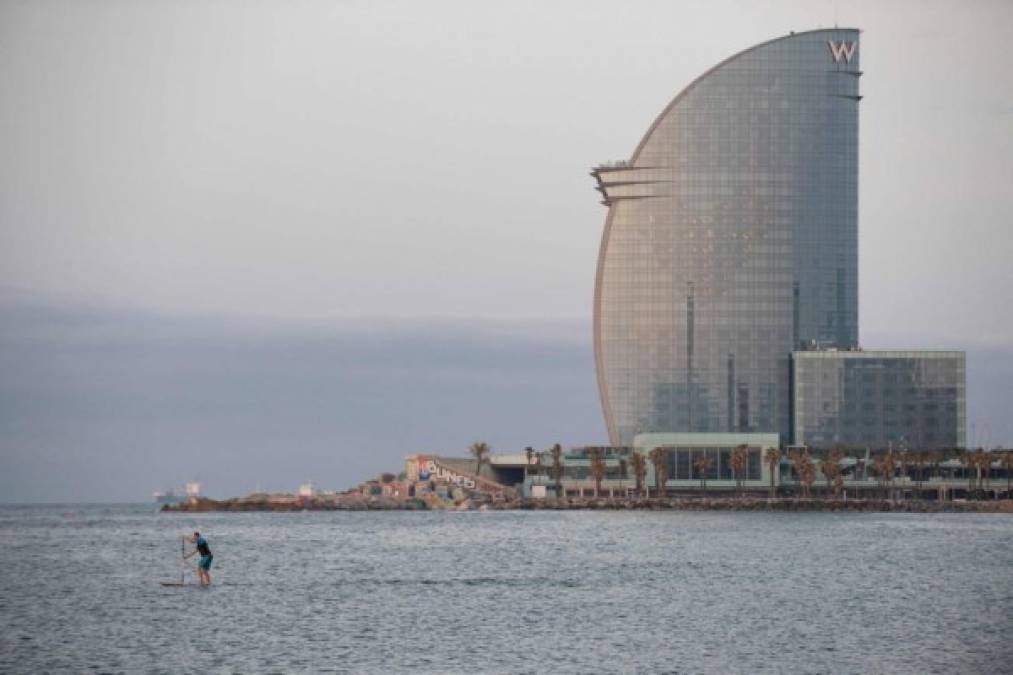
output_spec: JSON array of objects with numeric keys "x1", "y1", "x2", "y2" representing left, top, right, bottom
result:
[
  {"x1": 819, "y1": 453, "x2": 832, "y2": 495},
  {"x1": 550, "y1": 443, "x2": 564, "y2": 498},
  {"x1": 649, "y1": 447, "x2": 667, "y2": 498},
  {"x1": 764, "y1": 447, "x2": 781, "y2": 499},
  {"x1": 693, "y1": 453, "x2": 713, "y2": 493},
  {"x1": 959, "y1": 449, "x2": 975, "y2": 496},
  {"x1": 469, "y1": 441, "x2": 490, "y2": 478},
  {"x1": 730, "y1": 445, "x2": 749, "y2": 498},
  {"x1": 1001, "y1": 452, "x2": 1013, "y2": 499},
  {"x1": 829, "y1": 448, "x2": 845, "y2": 500},
  {"x1": 879, "y1": 450, "x2": 897, "y2": 500},
  {"x1": 871, "y1": 453, "x2": 886, "y2": 498},
  {"x1": 799, "y1": 451, "x2": 815, "y2": 499},
  {"x1": 524, "y1": 446, "x2": 534, "y2": 478},
  {"x1": 629, "y1": 451, "x2": 647, "y2": 497},
  {"x1": 589, "y1": 448, "x2": 606, "y2": 498},
  {"x1": 820, "y1": 451, "x2": 838, "y2": 498},
  {"x1": 974, "y1": 447, "x2": 989, "y2": 499},
  {"x1": 882, "y1": 450, "x2": 897, "y2": 500},
  {"x1": 788, "y1": 448, "x2": 804, "y2": 497}
]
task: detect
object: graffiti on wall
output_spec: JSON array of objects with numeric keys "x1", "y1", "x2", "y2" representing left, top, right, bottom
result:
[{"x1": 414, "y1": 456, "x2": 476, "y2": 489}]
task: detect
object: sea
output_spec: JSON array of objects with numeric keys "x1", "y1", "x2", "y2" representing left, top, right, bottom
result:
[{"x1": 0, "y1": 504, "x2": 1010, "y2": 674}]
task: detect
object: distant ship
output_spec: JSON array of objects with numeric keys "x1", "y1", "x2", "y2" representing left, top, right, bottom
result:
[
  {"x1": 153, "y1": 481, "x2": 201, "y2": 504},
  {"x1": 152, "y1": 489, "x2": 186, "y2": 505}
]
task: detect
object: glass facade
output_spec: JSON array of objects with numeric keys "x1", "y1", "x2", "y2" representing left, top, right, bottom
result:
[
  {"x1": 792, "y1": 351, "x2": 966, "y2": 450},
  {"x1": 665, "y1": 446, "x2": 762, "y2": 481},
  {"x1": 593, "y1": 29, "x2": 861, "y2": 446},
  {"x1": 635, "y1": 432, "x2": 779, "y2": 487}
]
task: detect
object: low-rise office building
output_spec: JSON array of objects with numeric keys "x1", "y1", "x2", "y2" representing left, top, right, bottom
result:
[
  {"x1": 516, "y1": 444, "x2": 1009, "y2": 500},
  {"x1": 791, "y1": 350, "x2": 966, "y2": 450},
  {"x1": 635, "y1": 433, "x2": 779, "y2": 491}
]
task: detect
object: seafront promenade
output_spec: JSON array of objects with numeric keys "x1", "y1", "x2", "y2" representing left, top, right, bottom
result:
[{"x1": 163, "y1": 446, "x2": 1013, "y2": 514}]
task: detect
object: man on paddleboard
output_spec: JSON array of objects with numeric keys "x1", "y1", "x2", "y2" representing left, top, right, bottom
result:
[{"x1": 183, "y1": 531, "x2": 213, "y2": 586}]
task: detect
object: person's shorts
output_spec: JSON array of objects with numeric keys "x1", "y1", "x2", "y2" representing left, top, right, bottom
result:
[{"x1": 199, "y1": 554, "x2": 213, "y2": 571}]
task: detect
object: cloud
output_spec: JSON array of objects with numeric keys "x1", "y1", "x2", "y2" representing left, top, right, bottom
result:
[
  {"x1": 0, "y1": 297, "x2": 605, "y2": 503},
  {"x1": 3, "y1": 292, "x2": 1011, "y2": 503}
]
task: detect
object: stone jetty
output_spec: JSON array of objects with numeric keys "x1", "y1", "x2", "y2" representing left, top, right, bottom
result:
[{"x1": 163, "y1": 494, "x2": 1013, "y2": 513}]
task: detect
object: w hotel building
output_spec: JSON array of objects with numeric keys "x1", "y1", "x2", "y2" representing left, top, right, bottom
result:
[{"x1": 591, "y1": 29, "x2": 965, "y2": 452}]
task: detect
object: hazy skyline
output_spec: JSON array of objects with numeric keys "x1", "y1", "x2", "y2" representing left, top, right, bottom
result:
[{"x1": 2, "y1": 0, "x2": 1012, "y2": 501}]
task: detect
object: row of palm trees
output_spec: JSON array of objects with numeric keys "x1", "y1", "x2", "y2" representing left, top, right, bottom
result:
[
  {"x1": 541, "y1": 442, "x2": 765, "y2": 499},
  {"x1": 478, "y1": 441, "x2": 1013, "y2": 500},
  {"x1": 684, "y1": 446, "x2": 751, "y2": 495},
  {"x1": 781, "y1": 446, "x2": 1013, "y2": 500},
  {"x1": 718, "y1": 443, "x2": 1004, "y2": 501},
  {"x1": 521, "y1": 443, "x2": 567, "y2": 496},
  {"x1": 956, "y1": 447, "x2": 1010, "y2": 499},
  {"x1": 867, "y1": 446, "x2": 1011, "y2": 500}
]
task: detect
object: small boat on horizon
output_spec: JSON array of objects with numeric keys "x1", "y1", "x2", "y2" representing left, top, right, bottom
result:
[{"x1": 153, "y1": 481, "x2": 201, "y2": 505}]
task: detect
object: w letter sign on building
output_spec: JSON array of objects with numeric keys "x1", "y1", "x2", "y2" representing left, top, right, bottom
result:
[{"x1": 827, "y1": 40, "x2": 857, "y2": 63}]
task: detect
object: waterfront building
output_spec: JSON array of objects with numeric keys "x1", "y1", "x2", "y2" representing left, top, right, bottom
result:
[
  {"x1": 635, "y1": 433, "x2": 778, "y2": 489},
  {"x1": 592, "y1": 28, "x2": 862, "y2": 447},
  {"x1": 514, "y1": 444, "x2": 1009, "y2": 500},
  {"x1": 791, "y1": 350, "x2": 966, "y2": 450},
  {"x1": 407, "y1": 445, "x2": 1011, "y2": 500}
]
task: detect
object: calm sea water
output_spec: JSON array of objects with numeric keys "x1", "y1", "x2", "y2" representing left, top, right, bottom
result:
[{"x1": 0, "y1": 505, "x2": 1011, "y2": 674}]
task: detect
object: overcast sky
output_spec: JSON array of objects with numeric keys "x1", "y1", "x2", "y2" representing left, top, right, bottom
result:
[{"x1": 1, "y1": 0, "x2": 1011, "y2": 501}]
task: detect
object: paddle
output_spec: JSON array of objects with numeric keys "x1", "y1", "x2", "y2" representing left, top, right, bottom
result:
[{"x1": 160, "y1": 534, "x2": 188, "y2": 587}]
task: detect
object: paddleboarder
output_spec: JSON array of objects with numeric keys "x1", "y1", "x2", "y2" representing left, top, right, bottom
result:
[{"x1": 183, "y1": 531, "x2": 213, "y2": 586}]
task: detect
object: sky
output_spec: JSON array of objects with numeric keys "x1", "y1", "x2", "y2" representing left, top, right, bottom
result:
[{"x1": 1, "y1": 0, "x2": 1011, "y2": 502}]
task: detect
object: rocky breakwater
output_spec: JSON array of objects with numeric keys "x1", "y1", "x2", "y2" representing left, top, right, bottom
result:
[
  {"x1": 161, "y1": 494, "x2": 427, "y2": 512},
  {"x1": 162, "y1": 495, "x2": 1013, "y2": 513}
]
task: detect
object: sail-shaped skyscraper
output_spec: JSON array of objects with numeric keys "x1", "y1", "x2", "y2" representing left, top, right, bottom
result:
[{"x1": 592, "y1": 29, "x2": 862, "y2": 447}]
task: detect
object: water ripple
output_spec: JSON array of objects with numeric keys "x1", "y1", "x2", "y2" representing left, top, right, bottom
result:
[{"x1": 0, "y1": 507, "x2": 1010, "y2": 673}]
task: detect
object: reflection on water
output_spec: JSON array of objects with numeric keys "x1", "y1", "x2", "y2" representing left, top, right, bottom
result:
[{"x1": 1, "y1": 505, "x2": 1011, "y2": 673}]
